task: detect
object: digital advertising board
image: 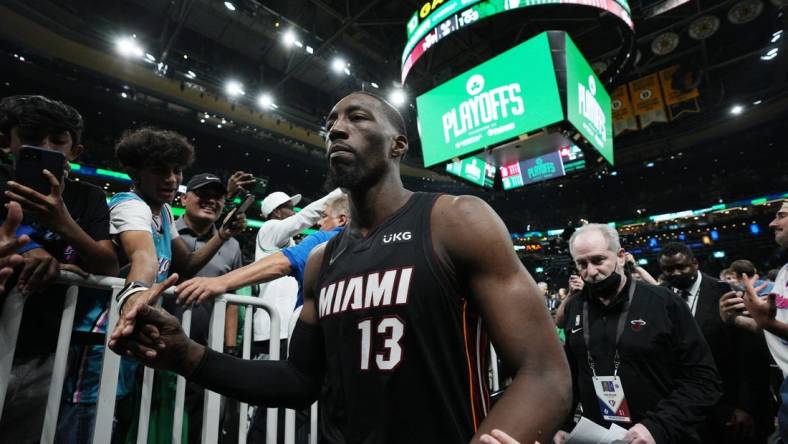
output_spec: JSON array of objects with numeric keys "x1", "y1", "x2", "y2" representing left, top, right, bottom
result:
[
  {"x1": 565, "y1": 34, "x2": 614, "y2": 164},
  {"x1": 500, "y1": 150, "x2": 566, "y2": 190},
  {"x1": 445, "y1": 155, "x2": 495, "y2": 187},
  {"x1": 416, "y1": 32, "x2": 563, "y2": 167},
  {"x1": 402, "y1": 0, "x2": 633, "y2": 83}
]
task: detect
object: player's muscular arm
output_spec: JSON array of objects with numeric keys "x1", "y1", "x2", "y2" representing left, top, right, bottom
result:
[
  {"x1": 432, "y1": 195, "x2": 572, "y2": 444},
  {"x1": 113, "y1": 247, "x2": 327, "y2": 409}
]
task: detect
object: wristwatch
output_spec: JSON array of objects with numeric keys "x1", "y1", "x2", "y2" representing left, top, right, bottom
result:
[{"x1": 116, "y1": 280, "x2": 150, "y2": 312}]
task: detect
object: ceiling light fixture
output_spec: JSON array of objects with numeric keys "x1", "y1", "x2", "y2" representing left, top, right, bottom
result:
[
  {"x1": 331, "y1": 57, "x2": 346, "y2": 73},
  {"x1": 388, "y1": 89, "x2": 407, "y2": 106},
  {"x1": 115, "y1": 36, "x2": 144, "y2": 58},
  {"x1": 225, "y1": 80, "x2": 245, "y2": 97}
]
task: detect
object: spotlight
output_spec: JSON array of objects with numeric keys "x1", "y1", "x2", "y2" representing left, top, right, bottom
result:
[
  {"x1": 730, "y1": 105, "x2": 744, "y2": 115},
  {"x1": 257, "y1": 93, "x2": 275, "y2": 109},
  {"x1": 294, "y1": 40, "x2": 304, "y2": 48},
  {"x1": 305, "y1": 46, "x2": 314, "y2": 54},
  {"x1": 370, "y1": 82, "x2": 379, "y2": 89},
  {"x1": 224, "y1": 2, "x2": 236, "y2": 11},
  {"x1": 115, "y1": 36, "x2": 144, "y2": 58},
  {"x1": 331, "y1": 57, "x2": 346, "y2": 73},
  {"x1": 761, "y1": 48, "x2": 779, "y2": 61},
  {"x1": 388, "y1": 89, "x2": 407, "y2": 106},
  {"x1": 283, "y1": 30, "x2": 297, "y2": 47},
  {"x1": 225, "y1": 80, "x2": 245, "y2": 97},
  {"x1": 185, "y1": 70, "x2": 197, "y2": 79}
]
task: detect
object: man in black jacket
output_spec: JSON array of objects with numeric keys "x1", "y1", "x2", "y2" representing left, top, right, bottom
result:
[
  {"x1": 557, "y1": 224, "x2": 720, "y2": 444},
  {"x1": 659, "y1": 242, "x2": 774, "y2": 443}
]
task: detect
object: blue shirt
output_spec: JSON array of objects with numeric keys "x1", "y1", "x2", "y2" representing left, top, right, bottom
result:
[{"x1": 281, "y1": 226, "x2": 343, "y2": 307}]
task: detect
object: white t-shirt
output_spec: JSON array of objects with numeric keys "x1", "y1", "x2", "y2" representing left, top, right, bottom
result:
[
  {"x1": 765, "y1": 263, "x2": 788, "y2": 377},
  {"x1": 110, "y1": 199, "x2": 180, "y2": 240},
  {"x1": 252, "y1": 188, "x2": 342, "y2": 342}
]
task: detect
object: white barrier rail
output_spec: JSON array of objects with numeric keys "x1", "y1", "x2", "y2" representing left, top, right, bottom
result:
[{"x1": 0, "y1": 271, "x2": 315, "y2": 444}]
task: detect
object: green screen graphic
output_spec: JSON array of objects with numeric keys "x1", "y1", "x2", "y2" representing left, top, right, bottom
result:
[
  {"x1": 416, "y1": 32, "x2": 563, "y2": 167},
  {"x1": 445, "y1": 155, "x2": 495, "y2": 187},
  {"x1": 565, "y1": 34, "x2": 614, "y2": 164},
  {"x1": 401, "y1": 0, "x2": 633, "y2": 82}
]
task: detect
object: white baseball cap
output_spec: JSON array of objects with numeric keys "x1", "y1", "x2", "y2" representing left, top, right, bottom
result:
[{"x1": 260, "y1": 191, "x2": 302, "y2": 218}]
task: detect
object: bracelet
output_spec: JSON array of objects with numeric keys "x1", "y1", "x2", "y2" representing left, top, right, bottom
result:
[{"x1": 116, "y1": 281, "x2": 150, "y2": 313}]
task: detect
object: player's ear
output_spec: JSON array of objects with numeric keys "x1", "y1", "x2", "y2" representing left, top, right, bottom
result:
[{"x1": 391, "y1": 135, "x2": 408, "y2": 160}]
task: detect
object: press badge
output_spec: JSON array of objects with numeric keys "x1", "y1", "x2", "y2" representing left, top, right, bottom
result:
[{"x1": 591, "y1": 375, "x2": 632, "y2": 423}]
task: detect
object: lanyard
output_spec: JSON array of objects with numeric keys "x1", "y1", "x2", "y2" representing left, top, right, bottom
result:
[{"x1": 582, "y1": 279, "x2": 637, "y2": 377}]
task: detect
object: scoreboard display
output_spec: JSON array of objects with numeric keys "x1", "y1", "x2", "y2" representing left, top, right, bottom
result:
[{"x1": 402, "y1": 0, "x2": 633, "y2": 82}]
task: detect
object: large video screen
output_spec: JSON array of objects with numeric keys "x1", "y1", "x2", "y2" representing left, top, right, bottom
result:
[
  {"x1": 445, "y1": 155, "x2": 495, "y2": 187},
  {"x1": 565, "y1": 34, "x2": 613, "y2": 164},
  {"x1": 402, "y1": 0, "x2": 633, "y2": 82},
  {"x1": 416, "y1": 32, "x2": 563, "y2": 167},
  {"x1": 500, "y1": 150, "x2": 567, "y2": 190}
]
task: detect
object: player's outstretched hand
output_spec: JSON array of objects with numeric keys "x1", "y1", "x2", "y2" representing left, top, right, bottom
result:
[
  {"x1": 108, "y1": 302, "x2": 204, "y2": 374},
  {"x1": 110, "y1": 274, "x2": 179, "y2": 342}
]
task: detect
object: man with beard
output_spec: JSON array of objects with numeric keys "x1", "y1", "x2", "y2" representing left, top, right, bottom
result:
[
  {"x1": 721, "y1": 200, "x2": 788, "y2": 441},
  {"x1": 110, "y1": 91, "x2": 571, "y2": 444},
  {"x1": 659, "y1": 242, "x2": 773, "y2": 443},
  {"x1": 556, "y1": 224, "x2": 720, "y2": 444}
]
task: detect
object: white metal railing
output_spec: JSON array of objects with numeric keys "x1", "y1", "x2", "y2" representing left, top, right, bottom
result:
[{"x1": 0, "y1": 271, "x2": 317, "y2": 444}]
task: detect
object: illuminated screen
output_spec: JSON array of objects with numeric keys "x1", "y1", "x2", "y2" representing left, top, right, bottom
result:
[
  {"x1": 565, "y1": 34, "x2": 613, "y2": 164},
  {"x1": 402, "y1": 0, "x2": 633, "y2": 82},
  {"x1": 559, "y1": 144, "x2": 586, "y2": 173},
  {"x1": 416, "y1": 32, "x2": 563, "y2": 167},
  {"x1": 500, "y1": 150, "x2": 566, "y2": 190},
  {"x1": 445, "y1": 155, "x2": 495, "y2": 187}
]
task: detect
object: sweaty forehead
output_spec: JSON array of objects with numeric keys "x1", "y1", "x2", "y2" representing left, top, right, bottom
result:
[{"x1": 328, "y1": 93, "x2": 380, "y2": 118}]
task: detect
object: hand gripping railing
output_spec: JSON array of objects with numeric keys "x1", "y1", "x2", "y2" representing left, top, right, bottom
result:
[{"x1": 0, "y1": 271, "x2": 315, "y2": 444}]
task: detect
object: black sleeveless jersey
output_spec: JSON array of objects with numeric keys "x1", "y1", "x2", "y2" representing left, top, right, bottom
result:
[{"x1": 315, "y1": 192, "x2": 490, "y2": 444}]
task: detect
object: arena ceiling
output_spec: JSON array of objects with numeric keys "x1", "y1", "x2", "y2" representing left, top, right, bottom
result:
[{"x1": 3, "y1": 0, "x2": 787, "y2": 187}]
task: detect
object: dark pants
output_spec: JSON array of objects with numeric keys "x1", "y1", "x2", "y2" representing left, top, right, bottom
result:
[{"x1": 0, "y1": 354, "x2": 54, "y2": 443}]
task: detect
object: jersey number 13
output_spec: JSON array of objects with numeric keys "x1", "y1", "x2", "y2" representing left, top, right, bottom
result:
[{"x1": 358, "y1": 317, "x2": 405, "y2": 371}]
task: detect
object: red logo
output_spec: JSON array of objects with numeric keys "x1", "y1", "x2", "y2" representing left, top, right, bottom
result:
[{"x1": 630, "y1": 319, "x2": 647, "y2": 331}]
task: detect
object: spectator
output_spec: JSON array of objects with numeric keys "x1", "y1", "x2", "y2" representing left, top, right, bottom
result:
[
  {"x1": 0, "y1": 94, "x2": 119, "y2": 443},
  {"x1": 730, "y1": 259, "x2": 773, "y2": 295},
  {"x1": 251, "y1": 187, "x2": 343, "y2": 359},
  {"x1": 167, "y1": 172, "x2": 245, "y2": 444},
  {"x1": 624, "y1": 253, "x2": 658, "y2": 285},
  {"x1": 720, "y1": 268, "x2": 738, "y2": 287},
  {"x1": 107, "y1": 128, "x2": 245, "y2": 442},
  {"x1": 557, "y1": 223, "x2": 720, "y2": 444},
  {"x1": 720, "y1": 200, "x2": 788, "y2": 441},
  {"x1": 659, "y1": 242, "x2": 773, "y2": 443},
  {"x1": 768, "y1": 268, "x2": 780, "y2": 284}
]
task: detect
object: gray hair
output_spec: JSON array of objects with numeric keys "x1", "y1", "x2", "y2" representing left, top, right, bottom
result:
[
  {"x1": 568, "y1": 223, "x2": 621, "y2": 258},
  {"x1": 325, "y1": 193, "x2": 350, "y2": 217}
]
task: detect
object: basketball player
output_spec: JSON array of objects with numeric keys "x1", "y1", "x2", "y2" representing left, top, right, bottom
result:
[{"x1": 110, "y1": 91, "x2": 571, "y2": 443}]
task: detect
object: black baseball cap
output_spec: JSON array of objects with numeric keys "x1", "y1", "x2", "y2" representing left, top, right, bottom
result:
[{"x1": 185, "y1": 173, "x2": 226, "y2": 193}]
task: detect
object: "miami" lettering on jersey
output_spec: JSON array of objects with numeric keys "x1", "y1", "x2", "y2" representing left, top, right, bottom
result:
[{"x1": 318, "y1": 266, "x2": 414, "y2": 318}]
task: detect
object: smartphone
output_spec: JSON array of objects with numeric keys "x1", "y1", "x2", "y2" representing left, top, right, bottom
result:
[
  {"x1": 14, "y1": 145, "x2": 66, "y2": 195},
  {"x1": 222, "y1": 193, "x2": 255, "y2": 229},
  {"x1": 251, "y1": 175, "x2": 269, "y2": 196}
]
